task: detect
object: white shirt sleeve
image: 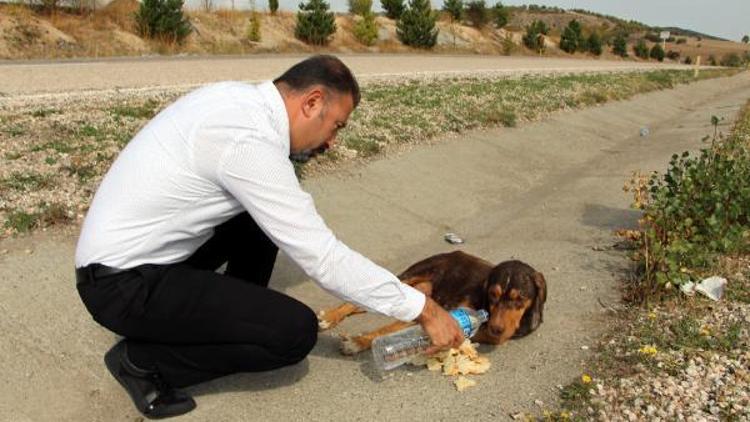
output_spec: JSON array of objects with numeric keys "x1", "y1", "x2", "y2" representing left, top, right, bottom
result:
[{"x1": 216, "y1": 132, "x2": 426, "y2": 322}]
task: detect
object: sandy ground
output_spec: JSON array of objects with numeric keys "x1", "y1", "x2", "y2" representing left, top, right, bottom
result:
[
  {"x1": 0, "y1": 54, "x2": 690, "y2": 97},
  {"x1": 1, "y1": 69, "x2": 749, "y2": 421}
]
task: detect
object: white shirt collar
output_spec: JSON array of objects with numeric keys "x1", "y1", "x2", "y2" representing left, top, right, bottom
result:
[{"x1": 258, "y1": 80, "x2": 291, "y2": 156}]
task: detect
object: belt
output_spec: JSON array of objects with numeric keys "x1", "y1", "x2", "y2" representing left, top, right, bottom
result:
[{"x1": 75, "y1": 263, "x2": 130, "y2": 284}]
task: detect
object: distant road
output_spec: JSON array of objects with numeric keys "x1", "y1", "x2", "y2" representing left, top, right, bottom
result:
[{"x1": 0, "y1": 54, "x2": 686, "y2": 96}]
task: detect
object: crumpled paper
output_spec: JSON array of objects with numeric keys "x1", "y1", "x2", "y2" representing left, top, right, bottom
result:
[{"x1": 680, "y1": 276, "x2": 727, "y2": 301}]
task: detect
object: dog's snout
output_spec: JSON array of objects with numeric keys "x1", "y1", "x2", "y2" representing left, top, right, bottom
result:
[{"x1": 489, "y1": 326, "x2": 503, "y2": 337}]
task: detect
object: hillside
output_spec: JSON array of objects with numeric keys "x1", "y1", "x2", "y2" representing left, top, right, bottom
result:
[{"x1": 0, "y1": 1, "x2": 747, "y2": 62}]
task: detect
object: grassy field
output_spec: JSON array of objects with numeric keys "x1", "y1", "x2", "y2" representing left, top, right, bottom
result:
[{"x1": 0, "y1": 68, "x2": 742, "y2": 237}]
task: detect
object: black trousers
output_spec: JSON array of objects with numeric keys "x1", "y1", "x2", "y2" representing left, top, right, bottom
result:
[{"x1": 76, "y1": 212, "x2": 318, "y2": 388}]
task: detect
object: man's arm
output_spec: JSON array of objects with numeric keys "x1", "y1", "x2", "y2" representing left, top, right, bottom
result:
[{"x1": 415, "y1": 297, "x2": 465, "y2": 353}]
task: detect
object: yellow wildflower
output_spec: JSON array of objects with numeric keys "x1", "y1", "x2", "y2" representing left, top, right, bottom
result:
[
  {"x1": 638, "y1": 345, "x2": 658, "y2": 356},
  {"x1": 581, "y1": 374, "x2": 592, "y2": 384}
]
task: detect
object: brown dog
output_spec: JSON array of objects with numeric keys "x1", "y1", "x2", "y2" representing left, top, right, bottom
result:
[{"x1": 317, "y1": 251, "x2": 547, "y2": 355}]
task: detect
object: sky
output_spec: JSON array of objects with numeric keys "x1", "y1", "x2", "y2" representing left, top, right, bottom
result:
[{"x1": 188, "y1": 0, "x2": 750, "y2": 43}]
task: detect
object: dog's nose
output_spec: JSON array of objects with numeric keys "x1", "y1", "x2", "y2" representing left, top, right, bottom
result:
[{"x1": 490, "y1": 326, "x2": 503, "y2": 337}]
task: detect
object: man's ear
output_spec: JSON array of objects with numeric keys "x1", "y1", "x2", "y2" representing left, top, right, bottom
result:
[{"x1": 301, "y1": 88, "x2": 326, "y2": 118}]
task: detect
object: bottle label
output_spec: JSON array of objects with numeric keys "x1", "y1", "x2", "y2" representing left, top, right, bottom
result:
[{"x1": 450, "y1": 308, "x2": 473, "y2": 337}]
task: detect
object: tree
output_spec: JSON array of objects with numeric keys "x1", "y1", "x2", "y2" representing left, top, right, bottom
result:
[
  {"x1": 649, "y1": 43, "x2": 665, "y2": 62},
  {"x1": 522, "y1": 20, "x2": 548, "y2": 51},
  {"x1": 381, "y1": 0, "x2": 405, "y2": 19},
  {"x1": 135, "y1": 0, "x2": 192, "y2": 44},
  {"x1": 587, "y1": 32, "x2": 602, "y2": 55},
  {"x1": 348, "y1": 0, "x2": 372, "y2": 16},
  {"x1": 353, "y1": 12, "x2": 378, "y2": 46},
  {"x1": 269, "y1": 0, "x2": 278, "y2": 14},
  {"x1": 396, "y1": 0, "x2": 438, "y2": 48},
  {"x1": 742, "y1": 35, "x2": 749, "y2": 44},
  {"x1": 492, "y1": 2, "x2": 509, "y2": 29},
  {"x1": 442, "y1": 0, "x2": 463, "y2": 22},
  {"x1": 633, "y1": 39, "x2": 649, "y2": 59},
  {"x1": 612, "y1": 34, "x2": 628, "y2": 57},
  {"x1": 559, "y1": 19, "x2": 582, "y2": 53},
  {"x1": 295, "y1": 0, "x2": 336, "y2": 45},
  {"x1": 465, "y1": 0, "x2": 489, "y2": 28}
]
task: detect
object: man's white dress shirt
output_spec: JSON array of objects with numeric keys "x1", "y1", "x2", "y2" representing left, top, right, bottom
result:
[{"x1": 75, "y1": 81, "x2": 425, "y2": 322}]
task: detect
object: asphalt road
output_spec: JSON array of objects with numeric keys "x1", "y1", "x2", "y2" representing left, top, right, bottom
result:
[
  {"x1": 1, "y1": 70, "x2": 748, "y2": 421},
  {"x1": 0, "y1": 54, "x2": 687, "y2": 96}
]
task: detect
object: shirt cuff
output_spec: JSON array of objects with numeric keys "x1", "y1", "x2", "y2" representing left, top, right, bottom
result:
[{"x1": 390, "y1": 286, "x2": 427, "y2": 322}]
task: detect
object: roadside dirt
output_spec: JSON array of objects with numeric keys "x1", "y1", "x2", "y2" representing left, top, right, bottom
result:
[{"x1": 1, "y1": 71, "x2": 749, "y2": 421}]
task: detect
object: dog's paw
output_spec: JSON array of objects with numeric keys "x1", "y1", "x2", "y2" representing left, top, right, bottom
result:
[
  {"x1": 339, "y1": 334, "x2": 366, "y2": 355},
  {"x1": 317, "y1": 310, "x2": 335, "y2": 331}
]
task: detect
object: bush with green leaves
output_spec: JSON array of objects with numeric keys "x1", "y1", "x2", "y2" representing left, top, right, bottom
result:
[
  {"x1": 559, "y1": 19, "x2": 582, "y2": 53},
  {"x1": 348, "y1": 0, "x2": 372, "y2": 16},
  {"x1": 492, "y1": 2, "x2": 509, "y2": 29},
  {"x1": 396, "y1": 0, "x2": 438, "y2": 48},
  {"x1": 742, "y1": 35, "x2": 749, "y2": 44},
  {"x1": 612, "y1": 34, "x2": 628, "y2": 57},
  {"x1": 442, "y1": 0, "x2": 463, "y2": 22},
  {"x1": 353, "y1": 12, "x2": 378, "y2": 46},
  {"x1": 381, "y1": 0, "x2": 405, "y2": 19},
  {"x1": 247, "y1": 11, "x2": 261, "y2": 42},
  {"x1": 295, "y1": 0, "x2": 336, "y2": 45},
  {"x1": 720, "y1": 53, "x2": 742, "y2": 67},
  {"x1": 650, "y1": 43, "x2": 665, "y2": 62},
  {"x1": 522, "y1": 20, "x2": 548, "y2": 51},
  {"x1": 135, "y1": 0, "x2": 192, "y2": 44},
  {"x1": 633, "y1": 39, "x2": 649, "y2": 59},
  {"x1": 666, "y1": 50, "x2": 680, "y2": 61},
  {"x1": 465, "y1": 0, "x2": 489, "y2": 28},
  {"x1": 269, "y1": 0, "x2": 278, "y2": 13},
  {"x1": 587, "y1": 32, "x2": 602, "y2": 55},
  {"x1": 627, "y1": 108, "x2": 750, "y2": 298}
]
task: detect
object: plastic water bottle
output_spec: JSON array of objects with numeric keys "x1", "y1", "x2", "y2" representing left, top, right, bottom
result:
[{"x1": 371, "y1": 307, "x2": 489, "y2": 372}]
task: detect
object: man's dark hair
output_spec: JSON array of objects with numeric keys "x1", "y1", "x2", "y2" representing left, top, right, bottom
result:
[{"x1": 274, "y1": 55, "x2": 361, "y2": 107}]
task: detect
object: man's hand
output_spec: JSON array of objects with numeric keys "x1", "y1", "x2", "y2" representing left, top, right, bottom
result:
[{"x1": 415, "y1": 297, "x2": 464, "y2": 355}]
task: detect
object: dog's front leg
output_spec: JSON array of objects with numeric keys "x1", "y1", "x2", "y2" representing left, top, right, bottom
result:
[
  {"x1": 340, "y1": 321, "x2": 414, "y2": 355},
  {"x1": 317, "y1": 303, "x2": 365, "y2": 331}
]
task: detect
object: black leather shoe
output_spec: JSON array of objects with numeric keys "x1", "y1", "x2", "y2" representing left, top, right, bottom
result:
[{"x1": 104, "y1": 340, "x2": 196, "y2": 419}]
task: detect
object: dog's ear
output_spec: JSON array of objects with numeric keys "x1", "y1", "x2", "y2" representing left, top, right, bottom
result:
[{"x1": 529, "y1": 271, "x2": 547, "y2": 330}]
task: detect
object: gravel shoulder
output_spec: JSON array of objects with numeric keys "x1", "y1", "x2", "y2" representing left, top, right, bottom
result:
[{"x1": 0, "y1": 71, "x2": 749, "y2": 421}]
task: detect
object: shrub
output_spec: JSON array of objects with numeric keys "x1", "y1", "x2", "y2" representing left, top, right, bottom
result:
[
  {"x1": 135, "y1": 0, "x2": 192, "y2": 44},
  {"x1": 633, "y1": 39, "x2": 649, "y2": 59},
  {"x1": 353, "y1": 12, "x2": 378, "y2": 46},
  {"x1": 559, "y1": 19, "x2": 582, "y2": 53},
  {"x1": 522, "y1": 20, "x2": 548, "y2": 51},
  {"x1": 465, "y1": 0, "x2": 489, "y2": 28},
  {"x1": 348, "y1": 0, "x2": 372, "y2": 16},
  {"x1": 683, "y1": 56, "x2": 692, "y2": 65},
  {"x1": 675, "y1": 37, "x2": 687, "y2": 44},
  {"x1": 247, "y1": 11, "x2": 261, "y2": 42},
  {"x1": 742, "y1": 35, "x2": 749, "y2": 44},
  {"x1": 269, "y1": 0, "x2": 278, "y2": 13},
  {"x1": 666, "y1": 50, "x2": 680, "y2": 61},
  {"x1": 650, "y1": 43, "x2": 665, "y2": 61},
  {"x1": 442, "y1": 0, "x2": 463, "y2": 22},
  {"x1": 396, "y1": 0, "x2": 438, "y2": 48},
  {"x1": 720, "y1": 53, "x2": 742, "y2": 67},
  {"x1": 587, "y1": 32, "x2": 602, "y2": 55},
  {"x1": 644, "y1": 32, "x2": 660, "y2": 43},
  {"x1": 612, "y1": 34, "x2": 628, "y2": 57},
  {"x1": 708, "y1": 55, "x2": 717, "y2": 66},
  {"x1": 625, "y1": 109, "x2": 750, "y2": 298},
  {"x1": 492, "y1": 2, "x2": 509, "y2": 29},
  {"x1": 295, "y1": 0, "x2": 336, "y2": 45},
  {"x1": 381, "y1": 0, "x2": 404, "y2": 19}
]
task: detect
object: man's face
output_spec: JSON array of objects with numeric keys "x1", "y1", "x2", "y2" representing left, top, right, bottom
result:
[{"x1": 290, "y1": 89, "x2": 354, "y2": 162}]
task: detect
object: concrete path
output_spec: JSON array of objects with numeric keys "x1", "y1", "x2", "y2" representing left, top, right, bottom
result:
[{"x1": 1, "y1": 72, "x2": 749, "y2": 421}]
